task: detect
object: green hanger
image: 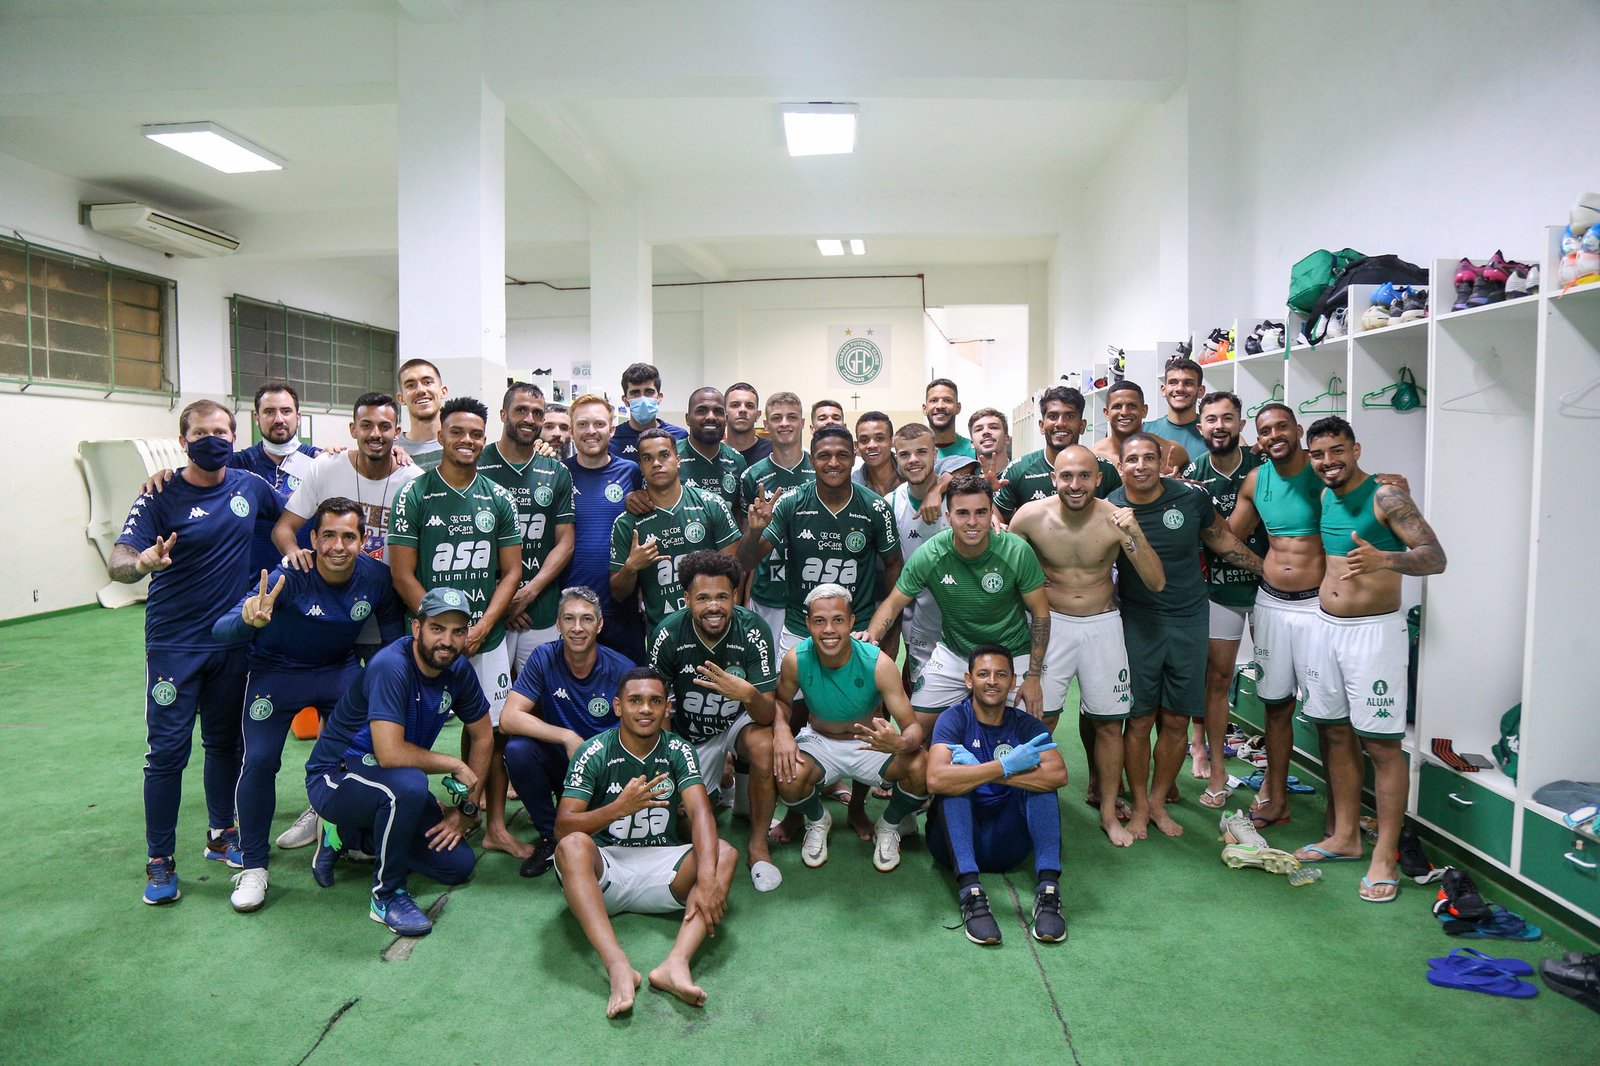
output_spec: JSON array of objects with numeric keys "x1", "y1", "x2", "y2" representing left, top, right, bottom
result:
[
  {"x1": 1246, "y1": 382, "x2": 1285, "y2": 418},
  {"x1": 1298, "y1": 374, "x2": 1346, "y2": 415},
  {"x1": 1362, "y1": 367, "x2": 1426, "y2": 411}
]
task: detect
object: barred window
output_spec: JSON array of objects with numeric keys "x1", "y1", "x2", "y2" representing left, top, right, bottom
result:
[
  {"x1": 0, "y1": 235, "x2": 176, "y2": 396},
  {"x1": 230, "y1": 295, "x2": 396, "y2": 412}
]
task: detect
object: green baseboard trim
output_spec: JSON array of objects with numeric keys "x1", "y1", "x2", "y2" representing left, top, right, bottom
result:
[{"x1": 0, "y1": 603, "x2": 102, "y2": 628}]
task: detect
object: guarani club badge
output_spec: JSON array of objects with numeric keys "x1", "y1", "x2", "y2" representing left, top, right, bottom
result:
[{"x1": 827, "y1": 324, "x2": 892, "y2": 390}]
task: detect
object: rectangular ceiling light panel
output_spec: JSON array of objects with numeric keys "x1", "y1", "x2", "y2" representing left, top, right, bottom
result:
[
  {"x1": 817, "y1": 239, "x2": 845, "y2": 256},
  {"x1": 782, "y1": 103, "x2": 858, "y2": 157},
  {"x1": 142, "y1": 122, "x2": 285, "y2": 173}
]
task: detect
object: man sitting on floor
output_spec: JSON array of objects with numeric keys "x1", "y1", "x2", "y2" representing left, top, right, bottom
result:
[
  {"x1": 554, "y1": 667, "x2": 737, "y2": 1018},
  {"x1": 926, "y1": 645, "x2": 1068, "y2": 946}
]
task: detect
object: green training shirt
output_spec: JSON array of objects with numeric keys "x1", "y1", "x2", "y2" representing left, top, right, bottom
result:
[
  {"x1": 562, "y1": 727, "x2": 703, "y2": 848},
  {"x1": 738, "y1": 453, "x2": 815, "y2": 608},
  {"x1": 647, "y1": 605, "x2": 778, "y2": 744},
  {"x1": 993, "y1": 448, "x2": 1122, "y2": 518},
  {"x1": 1107, "y1": 477, "x2": 1216, "y2": 622},
  {"x1": 477, "y1": 443, "x2": 576, "y2": 629},
  {"x1": 610, "y1": 484, "x2": 740, "y2": 629},
  {"x1": 794, "y1": 637, "x2": 883, "y2": 723},
  {"x1": 763, "y1": 481, "x2": 900, "y2": 636},
  {"x1": 1183, "y1": 449, "x2": 1267, "y2": 610},
  {"x1": 676, "y1": 437, "x2": 746, "y2": 519},
  {"x1": 937, "y1": 435, "x2": 977, "y2": 460},
  {"x1": 388, "y1": 469, "x2": 522, "y2": 652},
  {"x1": 895, "y1": 528, "x2": 1046, "y2": 656}
]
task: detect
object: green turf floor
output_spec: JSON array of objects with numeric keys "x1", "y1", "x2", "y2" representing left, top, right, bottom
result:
[{"x1": 3, "y1": 607, "x2": 1597, "y2": 1065}]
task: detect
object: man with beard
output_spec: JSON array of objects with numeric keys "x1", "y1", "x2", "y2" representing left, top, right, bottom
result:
[
  {"x1": 478, "y1": 382, "x2": 576, "y2": 675},
  {"x1": 540, "y1": 402, "x2": 572, "y2": 460},
  {"x1": 966, "y1": 408, "x2": 1010, "y2": 487},
  {"x1": 923, "y1": 378, "x2": 976, "y2": 459},
  {"x1": 1005, "y1": 446, "x2": 1163, "y2": 847},
  {"x1": 1109, "y1": 433, "x2": 1261, "y2": 841},
  {"x1": 738, "y1": 391, "x2": 813, "y2": 643},
  {"x1": 1181, "y1": 392, "x2": 1268, "y2": 809},
  {"x1": 994, "y1": 387, "x2": 1121, "y2": 524},
  {"x1": 1299, "y1": 417, "x2": 1445, "y2": 902},
  {"x1": 724, "y1": 382, "x2": 771, "y2": 468},
  {"x1": 648, "y1": 551, "x2": 782, "y2": 891},
  {"x1": 676, "y1": 386, "x2": 747, "y2": 519},
  {"x1": 229, "y1": 384, "x2": 323, "y2": 573},
  {"x1": 304, "y1": 588, "x2": 493, "y2": 936},
  {"x1": 1144, "y1": 358, "x2": 1207, "y2": 461},
  {"x1": 1091, "y1": 381, "x2": 1189, "y2": 475}
]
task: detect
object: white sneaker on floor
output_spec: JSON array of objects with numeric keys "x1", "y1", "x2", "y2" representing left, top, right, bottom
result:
[
  {"x1": 872, "y1": 817, "x2": 903, "y2": 872},
  {"x1": 275, "y1": 807, "x2": 319, "y2": 849},
  {"x1": 801, "y1": 810, "x2": 832, "y2": 868},
  {"x1": 230, "y1": 867, "x2": 268, "y2": 912}
]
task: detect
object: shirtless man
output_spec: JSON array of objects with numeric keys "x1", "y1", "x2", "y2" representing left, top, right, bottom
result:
[
  {"x1": 1298, "y1": 416, "x2": 1445, "y2": 902},
  {"x1": 1009, "y1": 445, "x2": 1165, "y2": 846},
  {"x1": 771, "y1": 584, "x2": 929, "y2": 873},
  {"x1": 1091, "y1": 381, "x2": 1189, "y2": 474}
]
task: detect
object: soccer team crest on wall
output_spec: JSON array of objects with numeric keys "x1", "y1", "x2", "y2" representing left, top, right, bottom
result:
[{"x1": 827, "y1": 324, "x2": 891, "y2": 390}]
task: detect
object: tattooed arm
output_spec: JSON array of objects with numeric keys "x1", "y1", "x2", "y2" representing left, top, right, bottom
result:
[
  {"x1": 1198, "y1": 521, "x2": 1264, "y2": 577},
  {"x1": 1353, "y1": 484, "x2": 1447, "y2": 577}
]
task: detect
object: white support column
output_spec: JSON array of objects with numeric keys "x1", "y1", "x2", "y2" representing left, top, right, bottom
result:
[
  {"x1": 1178, "y1": 3, "x2": 1241, "y2": 335},
  {"x1": 587, "y1": 203, "x2": 652, "y2": 408},
  {"x1": 396, "y1": 14, "x2": 506, "y2": 406}
]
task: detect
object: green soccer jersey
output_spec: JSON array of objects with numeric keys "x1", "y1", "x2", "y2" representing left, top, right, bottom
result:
[
  {"x1": 1107, "y1": 477, "x2": 1217, "y2": 621},
  {"x1": 477, "y1": 443, "x2": 576, "y2": 629},
  {"x1": 763, "y1": 481, "x2": 900, "y2": 636},
  {"x1": 738, "y1": 453, "x2": 815, "y2": 608},
  {"x1": 388, "y1": 469, "x2": 522, "y2": 652},
  {"x1": 938, "y1": 435, "x2": 977, "y2": 460},
  {"x1": 1183, "y1": 449, "x2": 1267, "y2": 609},
  {"x1": 562, "y1": 727, "x2": 703, "y2": 848},
  {"x1": 895, "y1": 528, "x2": 1047, "y2": 656},
  {"x1": 647, "y1": 605, "x2": 778, "y2": 745},
  {"x1": 676, "y1": 438, "x2": 746, "y2": 519},
  {"x1": 610, "y1": 484, "x2": 740, "y2": 629},
  {"x1": 994, "y1": 448, "x2": 1122, "y2": 519}
]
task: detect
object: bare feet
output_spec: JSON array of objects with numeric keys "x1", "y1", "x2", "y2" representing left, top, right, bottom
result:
[
  {"x1": 1101, "y1": 813, "x2": 1134, "y2": 847},
  {"x1": 648, "y1": 957, "x2": 706, "y2": 1008},
  {"x1": 1247, "y1": 798, "x2": 1290, "y2": 828},
  {"x1": 606, "y1": 963, "x2": 643, "y2": 1018},
  {"x1": 768, "y1": 810, "x2": 800, "y2": 844},
  {"x1": 1124, "y1": 807, "x2": 1151, "y2": 841},
  {"x1": 847, "y1": 805, "x2": 874, "y2": 841},
  {"x1": 1166, "y1": 784, "x2": 1181, "y2": 804},
  {"x1": 483, "y1": 828, "x2": 534, "y2": 859},
  {"x1": 1189, "y1": 745, "x2": 1210, "y2": 780},
  {"x1": 1148, "y1": 804, "x2": 1184, "y2": 838}
]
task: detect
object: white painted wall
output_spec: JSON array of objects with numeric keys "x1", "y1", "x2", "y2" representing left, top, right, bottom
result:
[{"x1": 0, "y1": 149, "x2": 399, "y2": 620}]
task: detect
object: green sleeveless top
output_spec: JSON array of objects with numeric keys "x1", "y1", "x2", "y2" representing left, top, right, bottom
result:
[
  {"x1": 1320, "y1": 476, "x2": 1404, "y2": 556},
  {"x1": 795, "y1": 637, "x2": 882, "y2": 722},
  {"x1": 1255, "y1": 459, "x2": 1322, "y2": 538}
]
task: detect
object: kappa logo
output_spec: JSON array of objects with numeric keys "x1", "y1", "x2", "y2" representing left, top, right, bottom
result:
[
  {"x1": 797, "y1": 529, "x2": 816, "y2": 540},
  {"x1": 1030, "y1": 490, "x2": 1048, "y2": 501},
  {"x1": 426, "y1": 516, "x2": 445, "y2": 527},
  {"x1": 940, "y1": 574, "x2": 959, "y2": 586},
  {"x1": 1373, "y1": 709, "x2": 1394, "y2": 719},
  {"x1": 306, "y1": 605, "x2": 324, "y2": 617},
  {"x1": 188, "y1": 507, "x2": 210, "y2": 520},
  {"x1": 606, "y1": 782, "x2": 624, "y2": 795},
  {"x1": 230, "y1": 497, "x2": 250, "y2": 517},
  {"x1": 553, "y1": 688, "x2": 570, "y2": 701},
  {"x1": 908, "y1": 529, "x2": 922, "y2": 539}
]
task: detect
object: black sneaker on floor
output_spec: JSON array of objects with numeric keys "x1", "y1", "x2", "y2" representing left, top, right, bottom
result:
[
  {"x1": 1541, "y1": 954, "x2": 1600, "y2": 1013},
  {"x1": 1397, "y1": 827, "x2": 1437, "y2": 882},
  {"x1": 1433, "y1": 866, "x2": 1491, "y2": 921},
  {"x1": 959, "y1": 887, "x2": 1002, "y2": 946},
  {"x1": 1032, "y1": 884, "x2": 1066, "y2": 943},
  {"x1": 520, "y1": 836, "x2": 557, "y2": 878}
]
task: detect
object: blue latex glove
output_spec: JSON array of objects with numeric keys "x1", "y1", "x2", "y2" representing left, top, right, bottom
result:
[
  {"x1": 947, "y1": 744, "x2": 979, "y2": 766},
  {"x1": 998, "y1": 734, "x2": 1057, "y2": 776}
]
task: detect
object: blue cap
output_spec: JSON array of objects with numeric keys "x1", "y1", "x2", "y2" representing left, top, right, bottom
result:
[
  {"x1": 417, "y1": 587, "x2": 472, "y2": 619},
  {"x1": 934, "y1": 454, "x2": 980, "y2": 478}
]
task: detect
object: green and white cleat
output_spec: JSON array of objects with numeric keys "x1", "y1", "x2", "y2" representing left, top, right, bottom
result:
[{"x1": 1221, "y1": 843, "x2": 1302, "y2": 875}]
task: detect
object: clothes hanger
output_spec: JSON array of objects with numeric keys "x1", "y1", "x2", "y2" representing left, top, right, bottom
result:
[
  {"x1": 1558, "y1": 375, "x2": 1600, "y2": 419},
  {"x1": 1362, "y1": 367, "x2": 1426, "y2": 411},
  {"x1": 1246, "y1": 382, "x2": 1284, "y2": 418},
  {"x1": 1439, "y1": 349, "x2": 1533, "y2": 417},
  {"x1": 1297, "y1": 374, "x2": 1347, "y2": 415}
]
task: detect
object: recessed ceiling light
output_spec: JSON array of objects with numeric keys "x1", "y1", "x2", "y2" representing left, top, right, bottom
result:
[
  {"x1": 782, "y1": 103, "x2": 858, "y2": 157},
  {"x1": 142, "y1": 122, "x2": 284, "y2": 174},
  {"x1": 817, "y1": 239, "x2": 845, "y2": 256},
  {"x1": 849, "y1": 240, "x2": 866, "y2": 256}
]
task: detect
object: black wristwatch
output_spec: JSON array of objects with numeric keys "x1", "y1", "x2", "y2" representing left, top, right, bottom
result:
[{"x1": 458, "y1": 799, "x2": 480, "y2": 818}]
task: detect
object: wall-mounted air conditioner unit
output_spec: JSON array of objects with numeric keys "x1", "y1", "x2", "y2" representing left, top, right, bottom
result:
[{"x1": 84, "y1": 202, "x2": 240, "y2": 258}]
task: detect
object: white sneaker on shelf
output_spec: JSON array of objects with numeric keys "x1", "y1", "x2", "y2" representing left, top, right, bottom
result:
[
  {"x1": 801, "y1": 809, "x2": 832, "y2": 868},
  {"x1": 230, "y1": 867, "x2": 269, "y2": 912},
  {"x1": 276, "y1": 806, "x2": 320, "y2": 849},
  {"x1": 872, "y1": 817, "x2": 903, "y2": 872}
]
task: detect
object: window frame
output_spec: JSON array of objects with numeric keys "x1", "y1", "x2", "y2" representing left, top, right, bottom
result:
[{"x1": 228, "y1": 294, "x2": 397, "y2": 415}]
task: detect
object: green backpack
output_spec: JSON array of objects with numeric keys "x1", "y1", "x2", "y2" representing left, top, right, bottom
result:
[{"x1": 1287, "y1": 247, "x2": 1364, "y2": 318}]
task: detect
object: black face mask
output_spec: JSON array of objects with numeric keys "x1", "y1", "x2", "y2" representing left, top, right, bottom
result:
[{"x1": 186, "y1": 434, "x2": 233, "y2": 472}]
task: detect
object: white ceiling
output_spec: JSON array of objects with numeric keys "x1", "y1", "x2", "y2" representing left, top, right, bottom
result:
[{"x1": 0, "y1": 1, "x2": 1188, "y2": 281}]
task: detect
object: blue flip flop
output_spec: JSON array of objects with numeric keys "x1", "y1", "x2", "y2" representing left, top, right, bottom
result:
[
  {"x1": 1426, "y1": 966, "x2": 1538, "y2": 998},
  {"x1": 1360, "y1": 876, "x2": 1400, "y2": 903},
  {"x1": 1230, "y1": 770, "x2": 1317, "y2": 794},
  {"x1": 1429, "y1": 948, "x2": 1534, "y2": 976},
  {"x1": 1296, "y1": 845, "x2": 1362, "y2": 862}
]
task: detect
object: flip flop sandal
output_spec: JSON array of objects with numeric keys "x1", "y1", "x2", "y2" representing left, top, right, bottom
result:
[
  {"x1": 1247, "y1": 809, "x2": 1291, "y2": 829},
  {"x1": 1296, "y1": 845, "x2": 1362, "y2": 863},
  {"x1": 1425, "y1": 967, "x2": 1537, "y2": 998},
  {"x1": 1231, "y1": 770, "x2": 1313, "y2": 793},
  {"x1": 1429, "y1": 949, "x2": 1534, "y2": 976},
  {"x1": 1199, "y1": 787, "x2": 1232, "y2": 809},
  {"x1": 1360, "y1": 876, "x2": 1400, "y2": 903}
]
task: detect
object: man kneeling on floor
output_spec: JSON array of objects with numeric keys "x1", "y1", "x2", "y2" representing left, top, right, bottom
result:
[
  {"x1": 926, "y1": 645, "x2": 1067, "y2": 945},
  {"x1": 304, "y1": 587, "x2": 493, "y2": 937},
  {"x1": 771, "y1": 583, "x2": 929, "y2": 872},
  {"x1": 555, "y1": 667, "x2": 737, "y2": 1018}
]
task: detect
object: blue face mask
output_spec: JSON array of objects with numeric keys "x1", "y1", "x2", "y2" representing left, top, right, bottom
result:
[
  {"x1": 628, "y1": 396, "x2": 660, "y2": 424},
  {"x1": 186, "y1": 434, "x2": 233, "y2": 472}
]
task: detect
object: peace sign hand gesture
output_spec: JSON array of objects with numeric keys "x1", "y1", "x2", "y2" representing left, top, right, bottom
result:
[
  {"x1": 137, "y1": 533, "x2": 178, "y2": 576},
  {"x1": 745, "y1": 488, "x2": 775, "y2": 533},
  {"x1": 242, "y1": 569, "x2": 287, "y2": 628}
]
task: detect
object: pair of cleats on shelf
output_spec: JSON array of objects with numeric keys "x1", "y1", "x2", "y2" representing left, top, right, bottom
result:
[
  {"x1": 1453, "y1": 251, "x2": 1542, "y2": 310},
  {"x1": 1427, "y1": 948, "x2": 1539, "y2": 999},
  {"x1": 1361, "y1": 282, "x2": 1429, "y2": 330}
]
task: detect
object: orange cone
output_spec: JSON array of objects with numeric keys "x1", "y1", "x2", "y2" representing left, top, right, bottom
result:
[{"x1": 291, "y1": 706, "x2": 320, "y2": 740}]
